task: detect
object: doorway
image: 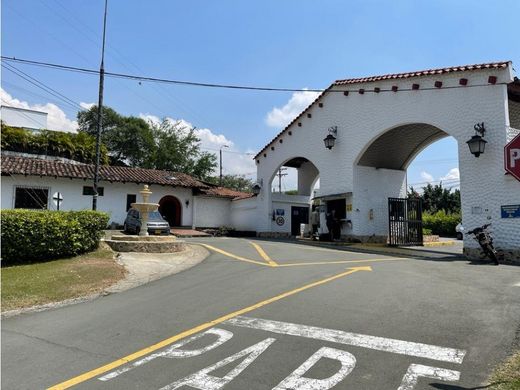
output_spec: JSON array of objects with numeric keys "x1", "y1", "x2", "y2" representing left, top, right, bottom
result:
[
  {"x1": 291, "y1": 206, "x2": 309, "y2": 236},
  {"x1": 159, "y1": 195, "x2": 182, "y2": 227}
]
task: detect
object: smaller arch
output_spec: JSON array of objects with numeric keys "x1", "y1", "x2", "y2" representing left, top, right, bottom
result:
[{"x1": 159, "y1": 195, "x2": 182, "y2": 227}]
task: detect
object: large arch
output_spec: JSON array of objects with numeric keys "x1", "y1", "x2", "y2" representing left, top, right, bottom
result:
[
  {"x1": 352, "y1": 122, "x2": 459, "y2": 242},
  {"x1": 355, "y1": 123, "x2": 449, "y2": 170},
  {"x1": 159, "y1": 195, "x2": 181, "y2": 227}
]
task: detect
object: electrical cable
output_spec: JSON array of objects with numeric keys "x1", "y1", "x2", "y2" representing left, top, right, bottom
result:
[{"x1": 1, "y1": 56, "x2": 509, "y2": 93}]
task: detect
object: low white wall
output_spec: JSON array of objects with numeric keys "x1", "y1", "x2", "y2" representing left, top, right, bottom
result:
[
  {"x1": 352, "y1": 166, "x2": 407, "y2": 237},
  {"x1": 230, "y1": 197, "x2": 258, "y2": 231},
  {"x1": 193, "y1": 197, "x2": 231, "y2": 228},
  {"x1": 1, "y1": 175, "x2": 194, "y2": 226},
  {"x1": 270, "y1": 194, "x2": 311, "y2": 233}
]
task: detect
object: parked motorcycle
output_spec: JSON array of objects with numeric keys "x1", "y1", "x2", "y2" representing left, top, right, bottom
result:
[{"x1": 467, "y1": 223, "x2": 500, "y2": 265}]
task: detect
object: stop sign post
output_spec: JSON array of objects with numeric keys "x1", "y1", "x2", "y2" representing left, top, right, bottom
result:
[{"x1": 504, "y1": 133, "x2": 520, "y2": 182}]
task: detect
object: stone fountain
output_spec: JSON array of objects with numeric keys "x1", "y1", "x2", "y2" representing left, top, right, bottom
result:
[
  {"x1": 105, "y1": 185, "x2": 185, "y2": 253},
  {"x1": 132, "y1": 185, "x2": 158, "y2": 236}
]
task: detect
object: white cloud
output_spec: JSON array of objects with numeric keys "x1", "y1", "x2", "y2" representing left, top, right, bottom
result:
[
  {"x1": 265, "y1": 89, "x2": 320, "y2": 128},
  {"x1": 139, "y1": 113, "x2": 256, "y2": 178},
  {"x1": 1, "y1": 88, "x2": 78, "y2": 132},
  {"x1": 420, "y1": 171, "x2": 434, "y2": 183},
  {"x1": 440, "y1": 167, "x2": 460, "y2": 181},
  {"x1": 79, "y1": 102, "x2": 95, "y2": 110}
]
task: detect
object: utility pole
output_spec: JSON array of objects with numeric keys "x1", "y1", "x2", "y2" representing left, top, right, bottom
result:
[
  {"x1": 219, "y1": 145, "x2": 229, "y2": 186},
  {"x1": 276, "y1": 167, "x2": 288, "y2": 193},
  {"x1": 92, "y1": 0, "x2": 108, "y2": 210}
]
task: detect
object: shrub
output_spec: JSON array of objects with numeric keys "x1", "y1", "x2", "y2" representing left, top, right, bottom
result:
[
  {"x1": 1, "y1": 210, "x2": 109, "y2": 265},
  {"x1": 422, "y1": 227, "x2": 433, "y2": 236},
  {"x1": 423, "y1": 210, "x2": 461, "y2": 237}
]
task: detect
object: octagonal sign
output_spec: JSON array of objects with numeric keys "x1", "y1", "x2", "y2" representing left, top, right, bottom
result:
[{"x1": 504, "y1": 132, "x2": 520, "y2": 182}]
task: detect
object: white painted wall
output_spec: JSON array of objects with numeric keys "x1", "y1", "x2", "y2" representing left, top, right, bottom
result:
[
  {"x1": 230, "y1": 197, "x2": 258, "y2": 231},
  {"x1": 193, "y1": 197, "x2": 231, "y2": 228},
  {"x1": 1, "y1": 175, "x2": 194, "y2": 226},
  {"x1": 352, "y1": 166, "x2": 407, "y2": 237},
  {"x1": 255, "y1": 65, "x2": 519, "y2": 252}
]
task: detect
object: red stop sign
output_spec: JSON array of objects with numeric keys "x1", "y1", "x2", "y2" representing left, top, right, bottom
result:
[{"x1": 504, "y1": 133, "x2": 520, "y2": 182}]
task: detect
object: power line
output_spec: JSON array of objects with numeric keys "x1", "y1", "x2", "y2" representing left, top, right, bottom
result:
[{"x1": 2, "y1": 56, "x2": 509, "y2": 93}]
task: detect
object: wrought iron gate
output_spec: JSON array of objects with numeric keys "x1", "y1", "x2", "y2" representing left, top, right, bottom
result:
[{"x1": 388, "y1": 197, "x2": 423, "y2": 246}]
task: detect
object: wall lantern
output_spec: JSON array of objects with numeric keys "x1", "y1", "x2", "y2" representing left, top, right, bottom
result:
[
  {"x1": 251, "y1": 179, "x2": 263, "y2": 195},
  {"x1": 466, "y1": 122, "x2": 487, "y2": 157},
  {"x1": 323, "y1": 126, "x2": 338, "y2": 150},
  {"x1": 185, "y1": 199, "x2": 190, "y2": 207}
]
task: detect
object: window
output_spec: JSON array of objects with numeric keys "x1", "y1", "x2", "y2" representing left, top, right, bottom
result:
[
  {"x1": 14, "y1": 187, "x2": 49, "y2": 209},
  {"x1": 126, "y1": 194, "x2": 137, "y2": 211},
  {"x1": 83, "y1": 186, "x2": 104, "y2": 196}
]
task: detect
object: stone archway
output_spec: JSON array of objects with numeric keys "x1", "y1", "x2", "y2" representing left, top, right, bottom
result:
[{"x1": 159, "y1": 195, "x2": 181, "y2": 227}]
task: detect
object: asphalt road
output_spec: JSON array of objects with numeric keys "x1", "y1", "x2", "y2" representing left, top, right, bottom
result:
[{"x1": 2, "y1": 238, "x2": 519, "y2": 390}]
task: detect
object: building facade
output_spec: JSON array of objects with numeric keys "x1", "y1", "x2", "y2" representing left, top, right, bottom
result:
[{"x1": 250, "y1": 62, "x2": 519, "y2": 259}]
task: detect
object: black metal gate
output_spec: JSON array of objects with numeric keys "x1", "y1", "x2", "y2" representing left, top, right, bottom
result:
[{"x1": 388, "y1": 197, "x2": 423, "y2": 246}]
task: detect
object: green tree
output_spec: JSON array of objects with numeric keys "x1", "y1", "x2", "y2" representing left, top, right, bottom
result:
[
  {"x1": 149, "y1": 118, "x2": 217, "y2": 179},
  {"x1": 207, "y1": 174, "x2": 254, "y2": 192},
  {"x1": 408, "y1": 183, "x2": 460, "y2": 214},
  {"x1": 77, "y1": 106, "x2": 155, "y2": 167}
]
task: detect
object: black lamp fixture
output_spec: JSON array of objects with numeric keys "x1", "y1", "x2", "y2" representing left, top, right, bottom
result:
[
  {"x1": 323, "y1": 126, "x2": 338, "y2": 150},
  {"x1": 185, "y1": 199, "x2": 190, "y2": 207},
  {"x1": 466, "y1": 122, "x2": 487, "y2": 157},
  {"x1": 251, "y1": 179, "x2": 263, "y2": 195}
]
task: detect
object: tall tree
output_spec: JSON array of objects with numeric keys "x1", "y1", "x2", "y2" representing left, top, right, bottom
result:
[
  {"x1": 207, "y1": 174, "x2": 254, "y2": 192},
  {"x1": 77, "y1": 106, "x2": 155, "y2": 167},
  {"x1": 149, "y1": 118, "x2": 217, "y2": 179},
  {"x1": 77, "y1": 107, "x2": 216, "y2": 178},
  {"x1": 408, "y1": 183, "x2": 460, "y2": 214}
]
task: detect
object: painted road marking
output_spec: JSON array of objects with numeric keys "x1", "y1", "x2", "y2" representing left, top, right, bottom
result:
[
  {"x1": 397, "y1": 364, "x2": 460, "y2": 390},
  {"x1": 225, "y1": 316, "x2": 466, "y2": 364},
  {"x1": 47, "y1": 266, "x2": 372, "y2": 389},
  {"x1": 99, "y1": 328, "x2": 234, "y2": 381},
  {"x1": 159, "y1": 338, "x2": 276, "y2": 390},
  {"x1": 273, "y1": 347, "x2": 356, "y2": 390},
  {"x1": 249, "y1": 241, "x2": 278, "y2": 266},
  {"x1": 199, "y1": 243, "x2": 271, "y2": 267},
  {"x1": 198, "y1": 242, "x2": 404, "y2": 268},
  {"x1": 278, "y1": 258, "x2": 406, "y2": 267}
]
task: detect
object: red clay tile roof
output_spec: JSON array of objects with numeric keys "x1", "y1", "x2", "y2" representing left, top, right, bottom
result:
[
  {"x1": 197, "y1": 186, "x2": 254, "y2": 200},
  {"x1": 334, "y1": 61, "x2": 510, "y2": 85},
  {"x1": 254, "y1": 61, "x2": 512, "y2": 159},
  {"x1": 1, "y1": 154, "x2": 209, "y2": 188}
]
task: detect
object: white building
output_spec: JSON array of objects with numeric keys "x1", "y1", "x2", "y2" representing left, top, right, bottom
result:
[
  {"x1": 2, "y1": 61, "x2": 519, "y2": 261},
  {"x1": 1, "y1": 106, "x2": 48, "y2": 130},
  {"x1": 241, "y1": 61, "x2": 519, "y2": 260},
  {"x1": 1, "y1": 154, "x2": 251, "y2": 229}
]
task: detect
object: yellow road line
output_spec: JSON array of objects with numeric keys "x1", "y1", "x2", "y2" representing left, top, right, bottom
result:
[
  {"x1": 47, "y1": 266, "x2": 373, "y2": 389},
  {"x1": 249, "y1": 241, "x2": 278, "y2": 266},
  {"x1": 199, "y1": 243, "x2": 270, "y2": 267},
  {"x1": 277, "y1": 257, "x2": 406, "y2": 267}
]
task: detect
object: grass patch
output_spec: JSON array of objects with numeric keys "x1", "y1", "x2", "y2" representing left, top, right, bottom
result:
[
  {"x1": 1, "y1": 246, "x2": 126, "y2": 312},
  {"x1": 489, "y1": 351, "x2": 520, "y2": 389}
]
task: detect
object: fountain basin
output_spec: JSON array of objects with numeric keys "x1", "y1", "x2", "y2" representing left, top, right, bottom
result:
[{"x1": 105, "y1": 235, "x2": 185, "y2": 253}]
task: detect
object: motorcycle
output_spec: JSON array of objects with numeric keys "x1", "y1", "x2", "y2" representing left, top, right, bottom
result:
[{"x1": 466, "y1": 223, "x2": 500, "y2": 265}]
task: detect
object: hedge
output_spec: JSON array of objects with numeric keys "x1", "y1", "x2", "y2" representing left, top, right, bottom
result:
[
  {"x1": 422, "y1": 210, "x2": 461, "y2": 237},
  {"x1": 1, "y1": 210, "x2": 109, "y2": 265}
]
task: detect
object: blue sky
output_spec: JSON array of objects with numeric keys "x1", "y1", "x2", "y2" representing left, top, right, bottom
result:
[{"x1": 2, "y1": 0, "x2": 519, "y2": 189}]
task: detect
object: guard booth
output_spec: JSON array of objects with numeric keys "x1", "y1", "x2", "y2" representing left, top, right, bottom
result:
[{"x1": 388, "y1": 197, "x2": 423, "y2": 246}]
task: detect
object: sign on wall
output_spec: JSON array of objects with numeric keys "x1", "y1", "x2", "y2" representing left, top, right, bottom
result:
[
  {"x1": 501, "y1": 204, "x2": 520, "y2": 218},
  {"x1": 504, "y1": 133, "x2": 520, "y2": 182}
]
